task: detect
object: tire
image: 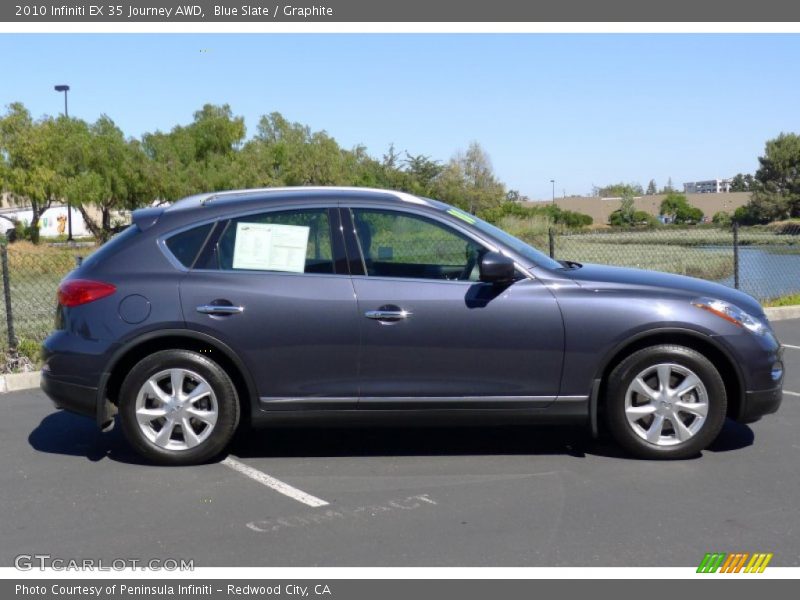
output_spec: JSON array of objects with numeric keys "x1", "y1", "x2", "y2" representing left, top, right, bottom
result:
[
  {"x1": 119, "y1": 349, "x2": 240, "y2": 465},
  {"x1": 605, "y1": 345, "x2": 726, "y2": 460}
]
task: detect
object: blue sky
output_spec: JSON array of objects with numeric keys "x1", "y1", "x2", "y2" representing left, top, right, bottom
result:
[{"x1": 1, "y1": 33, "x2": 798, "y2": 200}]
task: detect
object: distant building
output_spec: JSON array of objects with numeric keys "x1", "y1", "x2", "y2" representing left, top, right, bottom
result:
[{"x1": 683, "y1": 179, "x2": 732, "y2": 194}]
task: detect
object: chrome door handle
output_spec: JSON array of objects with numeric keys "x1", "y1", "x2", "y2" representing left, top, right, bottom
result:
[
  {"x1": 365, "y1": 309, "x2": 412, "y2": 321},
  {"x1": 196, "y1": 305, "x2": 244, "y2": 315}
]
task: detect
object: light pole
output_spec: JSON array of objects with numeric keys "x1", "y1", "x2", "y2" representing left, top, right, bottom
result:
[
  {"x1": 54, "y1": 84, "x2": 73, "y2": 241},
  {"x1": 550, "y1": 179, "x2": 555, "y2": 205}
]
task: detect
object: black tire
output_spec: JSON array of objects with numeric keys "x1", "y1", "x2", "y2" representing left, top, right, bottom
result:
[
  {"x1": 119, "y1": 349, "x2": 240, "y2": 465},
  {"x1": 605, "y1": 345, "x2": 726, "y2": 459}
]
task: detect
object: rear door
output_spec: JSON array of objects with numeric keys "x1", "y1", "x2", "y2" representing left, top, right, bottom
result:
[
  {"x1": 344, "y1": 206, "x2": 565, "y2": 407},
  {"x1": 178, "y1": 205, "x2": 361, "y2": 408}
]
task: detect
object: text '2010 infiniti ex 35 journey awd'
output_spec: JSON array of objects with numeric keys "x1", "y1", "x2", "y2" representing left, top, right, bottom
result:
[{"x1": 41, "y1": 187, "x2": 784, "y2": 464}]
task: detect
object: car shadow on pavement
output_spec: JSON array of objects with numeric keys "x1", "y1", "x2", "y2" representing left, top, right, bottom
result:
[
  {"x1": 28, "y1": 410, "x2": 146, "y2": 464},
  {"x1": 28, "y1": 410, "x2": 754, "y2": 463}
]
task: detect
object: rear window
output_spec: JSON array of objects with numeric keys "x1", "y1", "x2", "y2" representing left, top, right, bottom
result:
[
  {"x1": 165, "y1": 223, "x2": 214, "y2": 268},
  {"x1": 79, "y1": 225, "x2": 140, "y2": 271}
]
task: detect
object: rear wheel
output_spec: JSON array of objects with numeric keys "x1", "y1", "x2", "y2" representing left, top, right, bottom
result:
[
  {"x1": 119, "y1": 349, "x2": 240, "y2": 465},
  {"x1": 605, "y1": 345, "x2": 727, "y2": 459}
]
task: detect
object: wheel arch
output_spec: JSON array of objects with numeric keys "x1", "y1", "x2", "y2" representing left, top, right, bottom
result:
[
  {"x1": 98, "y1": 329, "x2": 258, "y2": 427},
  {"x1": 594, "y1": 328, "x2": 744, "y2": 424}
]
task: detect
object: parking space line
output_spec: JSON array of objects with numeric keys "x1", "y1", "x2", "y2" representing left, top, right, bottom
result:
[
  {"x1": 783, "y1": 390, "x2": 800, "y2": 397},
  {"x1": 221, "y1": 456, "x2": 329, "y2": 507},
  {"x1": 782, "y1": 344, "x2": 800, "y2": 350}
]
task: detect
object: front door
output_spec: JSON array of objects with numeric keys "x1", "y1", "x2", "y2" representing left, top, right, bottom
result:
[{"x1": 346, "y1": 207, "x2": 564, "y2": 408}]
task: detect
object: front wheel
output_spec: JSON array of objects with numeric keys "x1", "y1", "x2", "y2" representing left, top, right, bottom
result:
[
  {"x1": 119, "y1": 349, "x2": 240, "y2": 465},
  {"x1": 605, "y1": 345, "x2": 727, "y2": 459}
]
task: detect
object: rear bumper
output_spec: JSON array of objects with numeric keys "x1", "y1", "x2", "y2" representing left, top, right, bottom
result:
[
  {"x1": 40, "y1": 370, "x2": 97, "y2": 421},
  {"x1": 738, "y1": 386, "x2": 783, "y2": 424}
]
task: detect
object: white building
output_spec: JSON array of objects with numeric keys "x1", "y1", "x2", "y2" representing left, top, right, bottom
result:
[
  {"x1": 683, "y1": 179, "x2": 732, "y2": 194},
  {"x1": 0, "y1": 205, "x2": 90, "y2": 237}
]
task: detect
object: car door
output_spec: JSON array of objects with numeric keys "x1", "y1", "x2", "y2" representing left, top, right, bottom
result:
[
  {"x1": 344, "y1": 206, "x2": 565, "y2": 408},
  {"x1": 179, "y1": 206, "x2": 361, "y2": 409}
]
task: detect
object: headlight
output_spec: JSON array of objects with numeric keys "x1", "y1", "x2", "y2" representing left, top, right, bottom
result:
[{"x1": 692, "y1": 297, "x2": 766, "y2": 335}]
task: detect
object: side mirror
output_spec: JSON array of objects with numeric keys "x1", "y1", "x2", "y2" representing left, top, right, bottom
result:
[{"x1": 479, "y1": 251, "x2": 516, "y2": 284}]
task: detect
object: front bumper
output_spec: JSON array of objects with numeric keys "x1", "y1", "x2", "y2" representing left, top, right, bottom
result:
[
  {"x1": 738, "y1": 385, "x2": 783, "y2": 424},
  {"x1": 40, "y1": 370, "x2": 97, "y2": 421}
]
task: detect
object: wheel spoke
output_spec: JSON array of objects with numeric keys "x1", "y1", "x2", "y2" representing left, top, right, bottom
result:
[
  {"x1": 630, "y1": 377, "x2": 658, "y2": 401},
  {"x1": 155, "y1": 417, "x2": 176, "y2": 447},
  {"x1": 656, "y1": 365, "x2": 672, "y2": 392},
  {"x1": 626, "y1": 404, "x2": 657, "y2": 420},
  {"x1": 145, "y1": 379, "x2": 170, "y2": 404},
  {"x1": 185, "y1": 407, "x2": 217, "y2": 428},
  {"x1": 675, "y1": 400, "x2": 708, "y2": 418},
  {"x1": 181, "y1": 417, "x2": 201, "y2": 448},
  {"x1": 673, "y1": 373, "x2": 701, "y2": 398},
  {"x1": 185, "y1": 382, "x2": 211, "y2": 405},
  {"x1": 669, "y1": 413, "x2": 694, "y2": 442},
  {"x1": 170, "y1": 370, "x2": 184, "y2": 398},
  {"x1": 136, "y1": 407, "x2": 168, "y2": 426},
  {"x1": 646, "y1": 414, "x2": 665, "y2": 443}
]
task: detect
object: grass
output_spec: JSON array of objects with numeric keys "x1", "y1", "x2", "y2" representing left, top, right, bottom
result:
[
  {"x1": 763, "y1": 293, "x2": 800, "y2": 308},
  {"x1": 0, "y1": 242, "x2": 96, "y2": 370}
]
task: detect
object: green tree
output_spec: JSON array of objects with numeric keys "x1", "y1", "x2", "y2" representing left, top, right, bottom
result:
[
  {"x1": 753, "y1": 132, "x2": 800, "y2": 218},
  {"x1": 598, "y1": 182, "x2": 643, "y2": 198},
  {"x1": 729, "y1": 173, "x2": 755, "y2": 192},
  {"x1": 660, "y1": 192, "x2": 703, "y2": 224},
  {"x1": 646, "y1": 179, "x2": 657, "y2": 195},
  {"x1": 434, "y1": 142, "x2": 505, "y2": 213}
]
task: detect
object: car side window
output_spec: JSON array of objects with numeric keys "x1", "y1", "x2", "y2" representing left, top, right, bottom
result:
[
  {"x1": 213, "y1": 209, "x2": 336, "y2": 274},
  {"x1": 351, "y1": 208, "x2": 486, "y2": 281},
  {"x1": 165, "y1": 223, "x2": 214, "y2": 268}
]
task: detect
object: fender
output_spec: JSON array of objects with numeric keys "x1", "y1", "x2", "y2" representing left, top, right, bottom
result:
[
  {"x1": 591, "y1": 325, "x2": 745, "y2": 401},
  {"x1": 94, "y1": 328, "x2": 258, "y2": 425}
]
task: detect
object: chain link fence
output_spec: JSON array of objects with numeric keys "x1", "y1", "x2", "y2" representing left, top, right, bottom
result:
[
  {"x1": 1, "y1": 223, "x2": 799, "y2": 371},
  {"x1": 552, "y1": 222, "x2": 800, "y2": 302}
]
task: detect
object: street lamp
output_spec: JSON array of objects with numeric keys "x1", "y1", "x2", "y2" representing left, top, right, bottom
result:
[
  {"x1": 53, "y1": 84, "x2": 73, "y2": 241},
  {"x1": 550, "y1": 179, "x2": 555, "y2": 205}
]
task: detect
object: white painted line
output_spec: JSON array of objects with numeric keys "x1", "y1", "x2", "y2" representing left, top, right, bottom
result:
[
  {"x1": 783, "y1": 390, "x2": 800, "y2": 397},
  {"x1": 221, "y1": 456, "x2": 329, "y2": 508},
  {"x1": 782, "y1": 344, "x2": 800, "y2": 350}
]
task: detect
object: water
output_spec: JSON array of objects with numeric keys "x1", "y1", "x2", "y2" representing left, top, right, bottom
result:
[{"x1": 711, "y1": 246, "x2": 800, "y2": 301}]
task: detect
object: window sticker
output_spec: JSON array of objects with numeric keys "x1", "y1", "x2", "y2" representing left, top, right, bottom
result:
[
  {"x1": 232, "y1": 222, "x2": 310, "y2": 273},
  {"x1": 446, "y1": 208, "x2": 477, "y2": 224}
]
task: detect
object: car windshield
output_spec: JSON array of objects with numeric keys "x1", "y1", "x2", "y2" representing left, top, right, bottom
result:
[{"x1": 432, "y1": 203, "x2": 564, "y2": 271}]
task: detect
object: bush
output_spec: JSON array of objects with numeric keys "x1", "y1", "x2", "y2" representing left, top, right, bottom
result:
[{"x1": 712, "y1": 211, "x2": 732, "y2": 227}]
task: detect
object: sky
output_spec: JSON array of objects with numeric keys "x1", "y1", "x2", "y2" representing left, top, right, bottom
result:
[{"x1": 1, "y1": 33, "x2": 799, "y2": 200}]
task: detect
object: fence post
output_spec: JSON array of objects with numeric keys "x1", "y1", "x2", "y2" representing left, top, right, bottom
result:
[
  {"x1": 548, "y1": 227, "x2": 555, "y2": 259},
  {"x1": 1, "y1": 241, "x2": 17, "y2": 351},
  {"x1": 733, "y1": 221, "x2": 740, "y2": 290}
]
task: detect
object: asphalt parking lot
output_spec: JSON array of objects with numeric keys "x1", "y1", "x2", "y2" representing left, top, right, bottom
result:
[{"x1": 2, "y1": 319, "x2": 800, "y2": 568}]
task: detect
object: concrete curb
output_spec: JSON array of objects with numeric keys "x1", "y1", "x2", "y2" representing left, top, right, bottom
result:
[
  {"x1": 0, "y1": 371, "x2": 40, "y2": 393},
  {"x1": 0, "y1": 305, "x2": 798, "y2": 394},
  {"x1": 765, "y1": 306, "x2": 800, "y2": 322}
]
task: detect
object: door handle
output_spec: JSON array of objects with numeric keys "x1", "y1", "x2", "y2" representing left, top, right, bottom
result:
[
  {"x1": 365, "y1": 309, "x2": 412, "y2": 321},
  {"x1": 196, "y1": 304, "x2": 244, "y2": 316}
]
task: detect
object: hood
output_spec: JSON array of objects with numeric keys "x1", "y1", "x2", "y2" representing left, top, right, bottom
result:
[{"x1": 563, "y1": 263, "x2": 765, "y2": 317}]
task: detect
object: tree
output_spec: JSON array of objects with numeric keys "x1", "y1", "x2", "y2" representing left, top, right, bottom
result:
[
  {"x1": 729, "y1": 173, "x2": 755, "y2": 192},
  {"x1": 660, "y1": 192, "x2": 703, "y2": 224},
  {"x1": 646, "y1": 179, "x2": 657, "y2": 195},
  {"x1": 598, "y1": 182, "x2": 643, "y2": 198},
  {"x1": 608, "y1": 190, "x2": 638, "y2": 226},
  {"x1": 434, "y1": 142, "x2": 505, "y2": 213},
  {"x1": 753, "y1": 132, "x2": 800, "y2": 218},
  {"x1": 661, "y1": 177, "x2": 675, "y2": 194}
]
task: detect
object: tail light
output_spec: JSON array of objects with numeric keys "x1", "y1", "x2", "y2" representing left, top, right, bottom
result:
[{"x1": 57, "y1": 279, "x2": 117, "y2": 307}]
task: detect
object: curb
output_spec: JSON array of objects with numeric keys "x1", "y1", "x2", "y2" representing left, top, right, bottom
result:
[
  {"x1": 0, "y1": 370, "x2": 40, "y2": 393},
  {"x1": 764, "y1": 306, "x2": 800, "y2": 322},
  {"x1": 1, "y1": 306, "x2": 799, "y2": 394}
]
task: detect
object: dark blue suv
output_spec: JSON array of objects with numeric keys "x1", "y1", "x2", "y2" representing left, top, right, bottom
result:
[{"x1": 41, "y1": 187, "x2": 783, "y2": 464}]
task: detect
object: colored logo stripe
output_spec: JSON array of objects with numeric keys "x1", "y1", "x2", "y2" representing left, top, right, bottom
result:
[{"x1": 697, "y1": 552, "x2": 773, "y2": 573}]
